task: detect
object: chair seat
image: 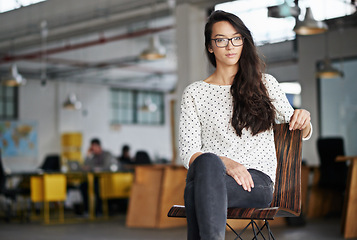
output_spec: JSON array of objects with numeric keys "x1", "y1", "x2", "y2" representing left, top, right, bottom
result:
[{"x1": 168, "y1": 205, "x2": 300, "y2": 221}]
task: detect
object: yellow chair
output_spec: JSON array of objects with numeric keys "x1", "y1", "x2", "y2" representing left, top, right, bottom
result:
[
  {"x1": 30, "y1": 174, "x2": 67, "y2": 224},
  {"x1": 99, "y1": 172, "x2": 134, "y2": 218}
]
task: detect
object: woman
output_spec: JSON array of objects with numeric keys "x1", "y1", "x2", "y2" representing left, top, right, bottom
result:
[{"x1": 179, "y1": 10, "x2": 312, "y2": 240}]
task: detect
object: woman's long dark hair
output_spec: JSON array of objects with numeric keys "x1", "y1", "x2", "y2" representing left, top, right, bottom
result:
[{"x1": 204, "y1": 10, "x2": 275, "y2": 137}]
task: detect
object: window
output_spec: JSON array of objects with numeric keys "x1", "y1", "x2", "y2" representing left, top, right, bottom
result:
[
  {"x1": 0, "y1": 86, "x2": 18, "y2": 119},
  {"x1": 111, "y1": 89, "x2": 134, "y2": 124},
  {"x1": 111, "y1": 89, "x2": 164, "y2": 125}
]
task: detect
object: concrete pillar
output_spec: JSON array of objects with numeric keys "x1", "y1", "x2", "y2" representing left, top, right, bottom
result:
[
  {"x1": 175, "y1": 3, "x2": 209, "y2": 96},
  {"x1": 172, "y1": 3, "x2": 209, "y2": 165}
]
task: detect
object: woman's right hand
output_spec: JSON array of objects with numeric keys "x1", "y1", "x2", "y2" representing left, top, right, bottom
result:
[{"x1": 221, "y1": 156, "x2": 254, "y2": 192}]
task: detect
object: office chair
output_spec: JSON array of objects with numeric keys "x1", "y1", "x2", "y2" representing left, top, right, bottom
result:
[
  {"x1": 40, "y1": 154, "x2": 61, "y2": 172},
  {"x1": 168, "y1": 124, "x2": 303, "y2": 239},
  {"x1": 317, "y1": 137, "x2": 348, "y2": 190},
  {"x1": 306, "y1": 137, "x2": 348, "y2": 218},
  {"x1": 134, "y1": 151, "x2": 152, "y2": 164}
]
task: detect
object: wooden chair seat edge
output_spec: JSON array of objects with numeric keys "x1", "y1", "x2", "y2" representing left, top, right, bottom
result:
[
  {"x1": 167, "y1": 205, "x2": 186, "y2": 218},
  {"x1": 168, "y1": 205, "x2": 300, "y2": 220}
]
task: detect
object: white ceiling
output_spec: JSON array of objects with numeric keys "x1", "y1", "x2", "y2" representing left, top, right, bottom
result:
[
  {"x1": 0, "y1": 0, "x2": 228, "y2": 91},
  {"x1": 3, "y1": 0, "x2": 354, "y2": 91}
]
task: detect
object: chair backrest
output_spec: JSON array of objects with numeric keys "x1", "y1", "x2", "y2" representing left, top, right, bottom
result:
[
  {"x1": 134, "y1": 151, "x2": 152, "y2": 164},
  {"x1": 317, "y1": 137, "x2": 347, "y2": 189},
  {"x1": 40, "y1": 154, "x2": 61, "y2": 172},
  {"x1": 271, "y1": 123, "x2": 302, "y2": 214}
]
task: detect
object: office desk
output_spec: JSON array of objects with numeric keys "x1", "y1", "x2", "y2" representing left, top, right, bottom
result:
[{"x1": 336, "y1": 156, "x2": 357, "y2": 239}]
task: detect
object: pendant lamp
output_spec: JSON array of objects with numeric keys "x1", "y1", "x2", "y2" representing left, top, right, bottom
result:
[
  {"x1": 63, "y1": 93, "x2": 82, "y2": 110},
  {"x1": 1, "y1": 64, "x2": 27, "y2": 87},
  {"x1": 316, "y1": 32, "x2": 343, "y2": 79},
  {"x1": 140, "y1": 35, "x2": 166, "y2": 60},
  {"x1": 140, "y1": 98, "x2": 157, "y2": 112},
  {"x1": 316, "y1": 57, "x2": 343, "y2": 78},
  {"x1": 294, "y1": 7, "x2": 328, "y2": 35}
]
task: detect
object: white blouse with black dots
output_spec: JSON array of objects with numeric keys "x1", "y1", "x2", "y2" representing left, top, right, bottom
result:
[{"x1": 178, "y1": 73, "x2": 312, "y2": 183}]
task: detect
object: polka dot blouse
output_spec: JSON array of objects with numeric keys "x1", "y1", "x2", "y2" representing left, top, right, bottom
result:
[{"x1": 179, "y1": 73, "x2": 312, "y2": 183}]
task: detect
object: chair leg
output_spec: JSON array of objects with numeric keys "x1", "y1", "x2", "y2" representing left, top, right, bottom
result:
[
  {"x1": 251, "y1": 220, "x2": 267, "y2": 240},
  {"x1": 102, "y1": 199, "x2": 109, "y2": 219},
  {"x1": 226, "y1": 222, "x2": 244, "y2": 240},
  {"x1": 44, "y1": 201, "x2": 50, "y2": 224},
  {"x1": 264, "y1": 220, "x2": 275, "y2": 240},
  {"x1": 59, "y1": 201, "x2": 64, "y2": 223},
  {"x1": 228, "y1": 219, "x2": 275, "y2": 240}
]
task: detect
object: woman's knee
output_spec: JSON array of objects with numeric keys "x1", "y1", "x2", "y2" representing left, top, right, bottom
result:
[{"x1": 193, "y1": 153, "x2": 225, "y2": 172}]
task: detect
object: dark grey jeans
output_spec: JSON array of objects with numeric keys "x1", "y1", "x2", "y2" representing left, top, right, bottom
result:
[{"x1": 184, "y1": 153, "x2": 274, "y2": 240}]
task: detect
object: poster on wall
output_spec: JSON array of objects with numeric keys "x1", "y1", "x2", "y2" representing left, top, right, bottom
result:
[{"x1": 0, "y1": 121, "x2": 38, "y2": 158}]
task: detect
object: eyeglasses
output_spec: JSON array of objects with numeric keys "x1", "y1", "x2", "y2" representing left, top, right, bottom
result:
[{"x1": 211, "y1": 36, "x2": 244, "y2": 48}]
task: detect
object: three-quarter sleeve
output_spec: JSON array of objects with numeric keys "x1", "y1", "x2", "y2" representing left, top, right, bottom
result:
[
  {"x1": 264, "y1": 74, "x2": 313, "y2": 141},
  {"x1": 179, "y1": 87, "x2": 202, "y2": 169},
  {"x1": 264, "y1": 74, "x2": 294, "y2": 124}
]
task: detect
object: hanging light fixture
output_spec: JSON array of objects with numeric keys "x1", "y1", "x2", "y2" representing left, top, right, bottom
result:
[
  {"x1": 294, "y1": 7, "x2": 328, "y2": 35},
  {"x1": 140, "y1": 2, "x2": 166, "y2": 60},
  {"x1": 140, "y1": 97, "x2": 157, "y2": 112},
  {"x1": 1, "y1": 64, "x2": 27, "y2": 87},
  {"x1": 140, "y1": 35, "x2": 166, "y2": 60},
  {"x1": 316, "y1": 32, "x2": 343, "y2": 79},
  {"x1": 40, "y1": 20, "x2": 48, "y2": 86},
  {"x1": 63, "y1": 93, "x2": 82, "y2": 110},
  {"x1": 316, "y1": 57, "x2": 343, "y2": 78}
]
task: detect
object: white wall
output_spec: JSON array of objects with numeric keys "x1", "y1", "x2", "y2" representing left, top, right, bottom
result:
[
  {"x1": 8, "y1": 80, "x2": 60, "y2": 171},
  {"x1": 58, "y1": 81, "x2": 173, "y2": 162},
  {"x1": 3, "y1": 79, "x2": 173, "y2": 171}
]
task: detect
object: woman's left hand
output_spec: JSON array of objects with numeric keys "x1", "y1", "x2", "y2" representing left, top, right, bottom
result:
[
  {"x1": 289, "y1": 109, "x2": 311, "y2": 138},
  {"x1": 289, "y1": 109, "x2": 310, "y2": 131}
]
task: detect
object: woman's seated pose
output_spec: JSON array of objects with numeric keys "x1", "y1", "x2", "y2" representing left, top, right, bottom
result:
[{"x1": 179, "y1": 10, "x2": 312, "y2": 240}]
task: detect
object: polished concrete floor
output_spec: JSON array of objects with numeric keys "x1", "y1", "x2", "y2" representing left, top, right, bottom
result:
[{"x1": 0, "y1": 214, "x2": 352, "y2": 240}]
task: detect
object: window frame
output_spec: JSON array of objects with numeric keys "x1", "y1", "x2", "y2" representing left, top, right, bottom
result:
[
  {"x1": 0, "y1": 86, "x2": 19, "y2": 120},
  {"x1": 110, "y1": 88, "x2": 165, "y2": 125}
]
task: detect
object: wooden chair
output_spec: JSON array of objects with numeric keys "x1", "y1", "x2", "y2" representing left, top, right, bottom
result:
[{"x1": 168, "y1": 123, "x2": 303, "y2": 239}]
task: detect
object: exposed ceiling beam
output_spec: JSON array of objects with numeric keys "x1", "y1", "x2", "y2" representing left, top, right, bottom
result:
[
  {"x1": 0, "y1": 0, "x2": 173, "y2": 52},
  {"x1": 0, "y1": 25, "x2": 173, "y2": 64}
]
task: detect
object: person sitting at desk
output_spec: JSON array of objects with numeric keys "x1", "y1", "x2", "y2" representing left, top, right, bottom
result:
[
  {"x1": 83, "y1": 138, "x2": 118, "y2": 172},
  {"x1": 80, "y1": 138, "x2": 118, "y2": 216},
  {"x1": 118, "y1": 145, "x2": 132, "y2": 165}
]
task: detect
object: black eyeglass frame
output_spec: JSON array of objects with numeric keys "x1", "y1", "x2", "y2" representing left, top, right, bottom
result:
[{"x1": 211, "y1": 37, "x2": 244, "y2": 48}]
